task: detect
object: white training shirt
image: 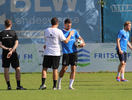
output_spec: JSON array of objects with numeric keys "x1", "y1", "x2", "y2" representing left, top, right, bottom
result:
[{"x1": 44, "y1": 28, "x2": 66, "y2": 56}]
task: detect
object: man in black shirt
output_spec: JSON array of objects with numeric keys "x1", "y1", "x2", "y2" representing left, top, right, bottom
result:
[{"x1": 0, "y1": 19, "x2": 26, "y2": 90}]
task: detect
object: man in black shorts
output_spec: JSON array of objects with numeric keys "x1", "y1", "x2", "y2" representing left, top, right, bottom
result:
[
  {"x1": 0, "y1": 19, "x2": 26, "y2": 90},
  {"x1": 57, "y1": 19, "x2": 85, "y2": 89},
  {"x1": 38, "y1": 17, "x2": 74, "y2": 90}
]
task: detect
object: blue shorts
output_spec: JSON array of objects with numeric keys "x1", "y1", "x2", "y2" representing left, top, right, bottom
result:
[{"x1": 117, "y1": 50, "x2": 127, "y2": 63}]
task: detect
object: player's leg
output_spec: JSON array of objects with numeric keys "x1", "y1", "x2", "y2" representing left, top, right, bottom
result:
[
  {"x1": 2, "y1": 53, "x2": 11, "y2": 90},
  {"x1": 68, "y1": 52, "x2": 77, "y2": 89},
  {"x1": 57, "y1": 65, "x2": 68, "y2": 89},
  {"x1": 120, "y1": 61, "x2": 126, "y2": 79},
  {"x1": 69, "y1": 65, "x2": 76, "y2": 89},
  {"x1": 52, "y1": 56, "x2": 60, "y2": 90},
  {"x1": 40, "y1": 67, "x2": 48, "y2": 89},
  {"x1": 11, "y1": 52, "x2": 26, "y2": 90},
  {"x1": 116, "y1": 50, "x2": 123, "y2": 81},
  {"x1": 53, "y1": 68, "x2": 58, "y2": 89},
  {"x1": 120, "y1": 52, "x2": 128, "y2": 81},
  {"x1": 39, "y1": 67, "x2": 48, "y2": 89},
  {"x1": 57, "y1": 54, "x2": 69, "y2": 89},
  {"x1": 15, "y1": 67, "x2": 21, "y2": 87},
  {"x1": 39, "y1": 55, "x2": 51, "y2": 90},
  {"x1": 4, "y1": 68, "x2": 11, "y2": 90},
  {"x1": 116, "y1": 62, "x2": 122, "y2": 81}
]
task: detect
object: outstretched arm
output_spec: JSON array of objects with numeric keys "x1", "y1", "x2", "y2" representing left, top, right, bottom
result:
[{"x1": 63, "y1": 30, "x2": 74, "y2": 44}]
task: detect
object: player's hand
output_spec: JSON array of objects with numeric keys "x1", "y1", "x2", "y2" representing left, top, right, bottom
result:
[
  {"x1": 119, "y1": 50, "x2": 123, "y2": 54},
  {"x1": 79, "y1": 43, "x2": 85, "y2": 48},
  {"x1": 70, "y1": 30, "x2": 74, "y2": 36},
  {"x1": 9, "y1": 48, "x2": 12, "y2": 51},
  {"x1": 7, "y1": 51, "x2": 12, "y2": 58},
  {"x1": 43, "y1": 45, "x2": 46, "y2": 49}
]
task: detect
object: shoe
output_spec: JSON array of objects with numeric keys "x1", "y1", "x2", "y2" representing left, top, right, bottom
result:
[
  {"x1": 116, "y1": 77, "x2": 120, "y2": 82},
  {"x1": 38, "y1": 84, "x2": 46, "y2": 90},
  {"x1": 68, "y1": 86, "x2": 75, "y2": 90},
  {"x1": 53, "y1": 87, "x2": 57, "y2": 90},
  {"x1": 121, "y1": 79, "x2": 129, "y2": 82},
  {"x1": 57, "y1": 83, "x2": 61, "y2": 90},
  {"x1": 7, "y1": 87, "x2": 11, "y2": 90},
  {"x1": 16, "y1": 86, "x2": 27, "y2": 90}
]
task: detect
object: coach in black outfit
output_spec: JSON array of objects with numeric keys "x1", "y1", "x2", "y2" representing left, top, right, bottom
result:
[{"x1": 0, "y1": 19, "x2": 26, "y2": 90}]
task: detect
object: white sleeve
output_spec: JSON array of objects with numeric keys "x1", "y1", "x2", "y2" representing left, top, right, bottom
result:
[
  {"x1": 59, "y1": 30, "x2": 66, "y2": 41},
  {"x1": 44, "y1": 30, "x2": 46, "y2": 41}
]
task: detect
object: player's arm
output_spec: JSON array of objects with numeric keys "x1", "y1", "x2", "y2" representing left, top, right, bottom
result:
[
  {"x1": 0, "y1": 41, "x2": 12, "y2": 51},
  {"x1": 78, "y1": 36, "x2": 85, "y2": 47},
  {"x1": 127, "y1": 41, "x2": 132, "y2": 50},
  {"x1": 7, "y1": 40, "x2": 18, "y2": 58},
  {"x1": 117, "y1": 38, "x2": 123, "y2": 54},
  {"x1": 63, "y1": 30, "x2": 74, "y2": 44},
  {"x1": 131, "y1": 37, "x2": 132, "y2": 44}
]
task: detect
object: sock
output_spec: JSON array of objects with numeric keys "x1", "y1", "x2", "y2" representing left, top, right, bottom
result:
[
  {"x1": 121, "y1": 74, "x2": 124, "y2": 79},
  {"x1": 117, "y1": 72, "x2": 120, "y2": 77},
  {"x1": 7, "y1": 81, "x2": 11, "y2": 87},
  {"x1": 53, "y1": 80, "x2": 57, "y2": 88},
  {"x1": 42, "y1": 78, "x2": 46, "y2": 85},
  {"x1": 17, "y1": 80, "x2": 20, "y2": 87},
  {"x1": 57, "y1": 77, "x2": 62, "y2": 86},
  {"x1": 69, "y1": 79, "x2": 74, "y2": 87}
]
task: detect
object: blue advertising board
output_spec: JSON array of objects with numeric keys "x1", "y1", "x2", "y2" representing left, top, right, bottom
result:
[
  {"x1": 0, "y1": 0, "x2": 101, "y2": 44},
  {"x1": 103, "y1": 0, "x2": 132, "y2": 42}
]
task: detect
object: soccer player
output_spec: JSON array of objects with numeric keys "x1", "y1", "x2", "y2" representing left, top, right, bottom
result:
[
  {"x1": 116, "y1": 21, "x2": 132, "y2": 82},
  {"x1": 38, "y1": 17, "x2": 74, "y2": 90},
  {"x1": 0, "y1": 19, "x2": 26, "y2": 90},
  {"x1": 57, "y1": 19, "x2": 85, "y2": 89}
]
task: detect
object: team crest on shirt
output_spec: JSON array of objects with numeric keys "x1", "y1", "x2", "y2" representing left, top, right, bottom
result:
[
  {"x1": 6, "y1": 34, "x2": 9, "y2": 37},
  {"x1": 50, "y1": 34, "x2": 52, "y2": 36}
]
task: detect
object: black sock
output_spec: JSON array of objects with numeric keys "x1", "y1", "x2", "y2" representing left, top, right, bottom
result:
[
  {"x1": 42, "y1": 78, "x2": 46, "y2": 85},
  {"x1": 53, "y1": 80, "x2": 57, "y2": 88},
  {"x1": 17, "y1": 80, "x2": 20, "y2": 87},
  {"x1": 7, "y1": 81, "x2": 11, "y2": 87}
]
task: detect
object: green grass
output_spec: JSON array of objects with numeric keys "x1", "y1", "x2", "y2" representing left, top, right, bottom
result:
[{"x1": 0, "y1": 72, "x2": 132, "y2": 100}]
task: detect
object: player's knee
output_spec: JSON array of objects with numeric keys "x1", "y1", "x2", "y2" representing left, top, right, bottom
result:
[
  {"x1": 15, "y1": 67, "x2": 20, "y2": 70},
  {"x1": 120, "y1": 62, "x2": 126, "y2": 66}
]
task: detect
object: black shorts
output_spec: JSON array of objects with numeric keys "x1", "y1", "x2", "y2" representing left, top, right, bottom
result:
[
  {"x1": 2, "y1": 52, "x2": 19, "y2": 68},
  {"x1": 62, "y1": 52, "x2": 78, "y2": 66},
  {"x1": 117, "y1": 50, "x2": 127, "y2": 63},
  {"x1": 43, "y1": 55, "x2": 60, "y2": 69}
]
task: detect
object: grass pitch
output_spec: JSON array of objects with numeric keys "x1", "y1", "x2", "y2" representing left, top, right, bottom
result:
[{"x1": 0, "y1": 72, "x2": 132, "y2": 100}]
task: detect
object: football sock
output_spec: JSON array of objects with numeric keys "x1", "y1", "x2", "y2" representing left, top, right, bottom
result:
[
  {"x1": 58, "y1": 77, "x2": 62, "y2": 85},
  {"x1": 7, "y1": 81, "x2": 11, "y2": 87},
  {"x1": 69, "y1": 79, "x2": 74, "y2": 87},
  {"x1": 121, "y1": 74, "x2": 124, "y2": 79},
  {"x1": 17, "y1": 80, "x2": 20, "y2": 87},
  {"x1": 42, "y1": 78, "x2": 46, "y2": 85},
  {"x1": 117, "y1": 72, "x2": 120, "y2": 77},
  {"x1": 53, "y1": 80, "x2": 57, "y2": 88}
]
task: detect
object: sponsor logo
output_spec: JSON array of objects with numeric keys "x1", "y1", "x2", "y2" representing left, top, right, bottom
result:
[{"x1": 77, "y1": 49, "x2": 90, "y2": 67}]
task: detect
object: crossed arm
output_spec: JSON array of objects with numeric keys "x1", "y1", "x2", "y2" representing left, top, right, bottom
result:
[{"x1": 0, "y1": 40, "x2": 18, "y2": 58}]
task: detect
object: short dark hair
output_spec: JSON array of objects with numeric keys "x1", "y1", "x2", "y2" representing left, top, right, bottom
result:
[
  {"x1": 5, "y1": 19, "x2": 12, "y2": 27},
  {"x1": 64, "y1": 19, "x2": 72, "y2": 24},
  {"x1": 51, "y1": 17, "x2": 59, "y2": 25}
]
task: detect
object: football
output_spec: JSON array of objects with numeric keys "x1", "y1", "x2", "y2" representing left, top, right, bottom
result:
[{"x1": 75, "y1": 39, "x2": 83, "y2": 48}]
